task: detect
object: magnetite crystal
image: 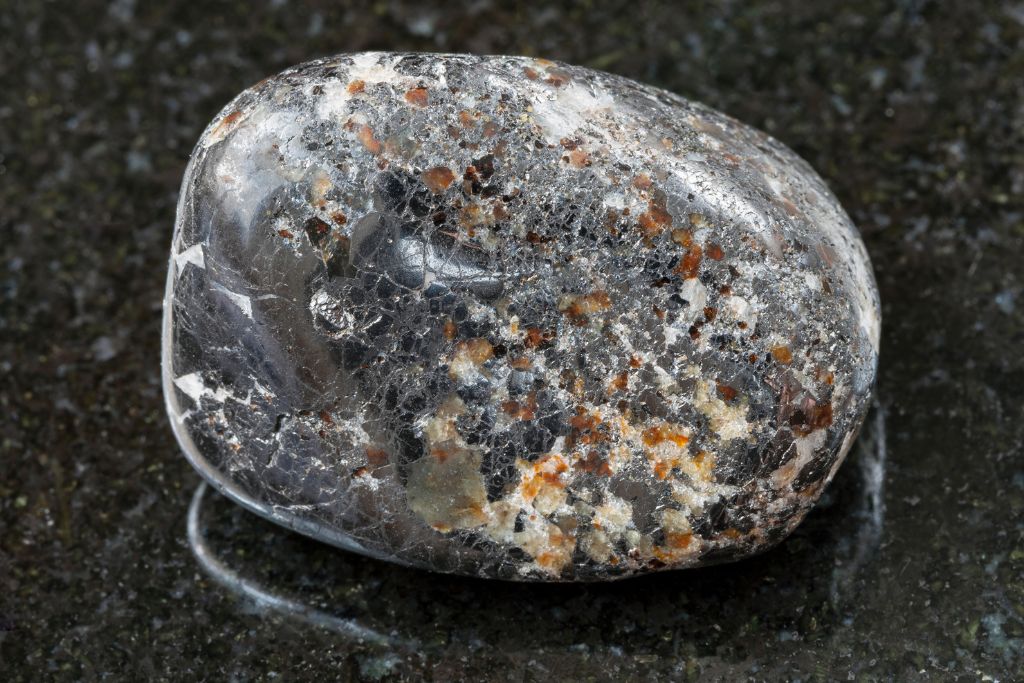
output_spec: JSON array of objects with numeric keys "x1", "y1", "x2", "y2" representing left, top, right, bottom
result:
[{"x1": 163, "y1": 52, "x2": 880, "y2": 581}]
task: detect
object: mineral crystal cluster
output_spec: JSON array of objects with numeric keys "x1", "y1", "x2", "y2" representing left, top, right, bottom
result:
[{"x1": 163, "y1": 52, "x2": 880, "y2": 580}]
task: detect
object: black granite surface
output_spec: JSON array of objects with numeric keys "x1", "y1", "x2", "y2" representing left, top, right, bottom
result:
[{"x1": 1, "y1": 1, "x2": 1021, "y2": 680}]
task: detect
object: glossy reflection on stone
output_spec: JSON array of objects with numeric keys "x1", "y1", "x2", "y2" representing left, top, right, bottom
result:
[
  {"x1": 187, "y1": 405, "x2": 887, "y2": 659},
  {"x1": 164, "y1": 52, "x2": 881, "y2": 581}
]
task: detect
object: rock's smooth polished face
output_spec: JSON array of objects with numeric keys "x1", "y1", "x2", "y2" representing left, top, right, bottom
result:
[{"x1": 163, "y1": 52, "x2": 880, "y2": 581}]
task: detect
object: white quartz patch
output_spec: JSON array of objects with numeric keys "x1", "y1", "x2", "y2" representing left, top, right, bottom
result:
[
  {"x1": 173, "y1": 372, "x2": 230, "y2": 404},
  {"x1": 531, "y1": 81, "x2": 615, "y2": 144},
  {"x1": 315, "y1": 53, "x2": 412, "y2": 121},
  {"x1": 211, "y1": 282, "x2": 253, "y2": 319},
  {"x1": 174, "y1": 243, "x2": 205, "y2": 276}
]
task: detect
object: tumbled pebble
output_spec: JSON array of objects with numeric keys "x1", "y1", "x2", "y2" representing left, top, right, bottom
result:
[{"x1": 163, "y1": 52, "x2": 880, "y2": 581}]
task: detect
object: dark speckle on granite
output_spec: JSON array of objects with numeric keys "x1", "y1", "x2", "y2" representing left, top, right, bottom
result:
[{"x1": 1, "y1": 1, "x2": 1022, "y2": 680}]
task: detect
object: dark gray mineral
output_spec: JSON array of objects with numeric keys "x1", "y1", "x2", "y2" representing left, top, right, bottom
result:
[{"x1": 163, "y1": 52, "x2": 880, "y2": 581}]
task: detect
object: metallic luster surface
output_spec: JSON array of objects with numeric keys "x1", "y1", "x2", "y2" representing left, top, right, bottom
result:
[{"x1": 163, "y1": 52, "x2": 880, "y2": 581}]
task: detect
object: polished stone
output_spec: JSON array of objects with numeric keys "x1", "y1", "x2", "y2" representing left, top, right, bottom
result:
[
  {"x1": 163, "y1": 52, "x2": 879, "y2": 581},
  {"x1": 7, "y1": 1, "x2": 1023, "y2": 678}
]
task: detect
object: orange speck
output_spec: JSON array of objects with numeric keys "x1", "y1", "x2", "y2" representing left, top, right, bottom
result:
[
  {"x1": 632, "y1": 174, "x2": 653, "y2": 190},
  {"x1": 641, "y1": 424, "x2": 690, "y2": 449},
  {"x1": 567, "y1": 409, "x2": 605, "y2": 448},
  {"x1": 521, "y1": 476, "x2": 541, "y2": 501},
  {"x1": 421, "y1": 166, "x2": 455, "y2": 193},
  {"x1": 790, "y1": 402, "x2": 834, "y2": 436},
  {"x1": 653, "y1": 460, "x2": 671, "y2": 479},
  {"x1": 692, "y1": 450, "x2": 715, "y2": 480},
  {"x1": 544, "y1": 69, "x2": 570, "y2": 87},
  {"x1": 347, "y1": 80, "x2": 366, "y2": 94},
  {"x1": 356, "y1": 125, "x2": 381, "y2": 155},
  {"x1": 365, "y1": 446, "x2": 389, "y2": 467},
  {"x1": 459, "y1": 204, "x2": 488, "y2": 229},
  {"x1": 637, "y1": 202, "x2": 672, "y2": 239},
  {"x1": 666, "y1": 531, "x2": 693, "y2": 549},
  {"x1": 706, "y1": 243, "x2": 725, "y2": 260},
  {"x1": 716, "y1": 382, "x2": 738, "y2": 402},
  {"x1": 539, "y1": 469, "x2": 564, "y2": 486},
  {"x1": 570, "y1": 412, "x2": 599, "y2": 430},
  {"x1": 671, "y1": 229, "x2": 693, "y2": 247},
  {"x1": 277, "y1": 229, "x2": 294, "y2": 239},
  {"x1": 431, "y1": 446, "x2": 453, "y2": 463},
  {"x1": 404, "y1": 86, "x2": 429, "y2": 107},
  {"x1": 211, "y1": 110, "x2": 243, "y2": 137},
  {"x1": 522, "y1": 454, "x2": 570, "y2": 501},
  {"x1": 535, "y1": 551, "x2": 564, "y2": 571},
  {"x1": 458, "y1": 110, "x2": 476, "y2": 128},
  {"x1": 524, "y1": 327, "x2": 552, "y2": 348},
  {"x1": 568, "y1": 149, "x2": 589, "y2": 168},
  {"x1": 551, "y1": 459, "x2": 569, "y2": 475},
  {"x1": 608, "y1": 371, "x2": 629, "y2": 393},
  {"x1": 501, "y1": 392, "x2": 538, "y2": 420},
  {"x1": 676, "y1": 244, "x2": 703, "y2": 279},
  {"x1": 771, "y1": 345, "x2": 794, "y2": 364},
  {"x1": 561, "y1": 291, "x2": 612, "y2": 325},
  {"x1": 443, "y1": 318, "x2": 458, "y2": 340},
  {"x1": 577, "y1": 450, "x2": 613, "y2": 477},
  {"x1": 454, "y1": 338, "x2": 493, "y2": 365},
  {"x1": 311, "y1": 175, "x2": 332, "y2": 208}
]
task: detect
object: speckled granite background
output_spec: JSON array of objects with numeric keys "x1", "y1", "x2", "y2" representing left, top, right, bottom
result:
[{"x1": 1, "y1": 1, "x2": 1021, "y2": 680}]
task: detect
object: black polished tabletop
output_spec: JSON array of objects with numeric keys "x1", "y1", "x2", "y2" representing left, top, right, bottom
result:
[{"x1": 2, "y1": 1, "x2": 1022, "y2": 680}]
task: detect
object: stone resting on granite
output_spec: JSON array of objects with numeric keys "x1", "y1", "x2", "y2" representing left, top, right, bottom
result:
[{"x1": 162, "y1": 52, "x2": 880, "y2": 581}]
